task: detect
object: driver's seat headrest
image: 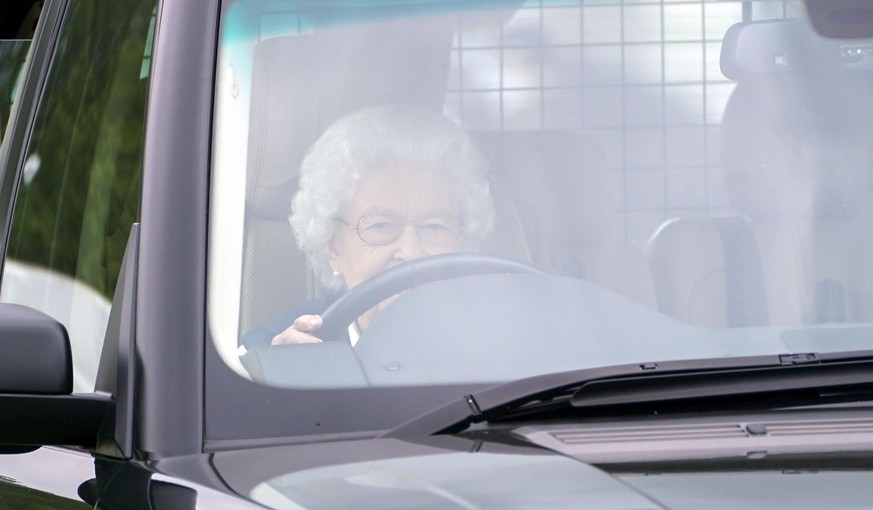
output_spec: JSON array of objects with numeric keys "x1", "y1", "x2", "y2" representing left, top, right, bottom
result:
[{"x1": 246, "y1": 21, "x2": 454, "y2": 221}]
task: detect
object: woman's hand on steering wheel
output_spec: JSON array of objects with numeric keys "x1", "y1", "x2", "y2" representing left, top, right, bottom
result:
[
  {"x1": 271, "y1": 314, "x2": 324, "y2": 344},
  {"x1": 318, "y1": 253, "x2": 544, "y2": 342}
]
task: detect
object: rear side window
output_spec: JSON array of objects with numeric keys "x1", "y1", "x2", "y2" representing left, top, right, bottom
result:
[{"x1": 0, "y1": 0, "x2": 156, "y2": 392}]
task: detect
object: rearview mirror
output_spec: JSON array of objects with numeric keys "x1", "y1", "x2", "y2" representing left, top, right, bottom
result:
[
  {"x1": 805, "y1": 0, "x2": 873, "y2": 39},
  {"x1": 720, "y1": 18, "x2": 873, "y2": 81},
  {"x1": 0, "y1": 303, "x2": 72, "y2": 394}
]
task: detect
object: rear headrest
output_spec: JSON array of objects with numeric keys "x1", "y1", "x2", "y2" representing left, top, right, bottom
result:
[
  {"x1": 720, "y1": 19, "x2": 873, "y2": 221},
  {"x1": 246, "y1": 18, "x2": 454, "y2": 219},
  {"x1": 720, "y1": 73, "x2": 873, "y2": 221},
  {"x1": 473, "y1": 131, "x2": 612, "y2": 250}
]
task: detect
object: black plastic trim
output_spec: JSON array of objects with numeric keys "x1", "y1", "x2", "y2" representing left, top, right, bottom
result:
[
  {"x1": 0, "y1": 393, "x2": 111, "y2": 448},
  {"x1": 0, "y1": 303, "x2": 72, "y2": 394},
  {"x1": 384, "y1": 351, "x2": 873, "y2": 437},
  {"x1": 95, "y1": 224, "x2": 140, "y2": 459}
]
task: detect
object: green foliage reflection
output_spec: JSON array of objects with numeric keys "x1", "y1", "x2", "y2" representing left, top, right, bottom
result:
[
  {"x1": 8, "y1": 0, "x2": 156, "y2": 299},
  {"x1": 0, "y1": 478, "x2": 88, "y2": 509}
]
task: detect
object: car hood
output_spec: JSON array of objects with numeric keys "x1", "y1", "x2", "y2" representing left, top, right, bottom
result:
[
  {"x1": 213, "y1": 435, "x2": 660, "y2": 509},
  {"x1": 210, "y1": 427, "x2": 873, "y2": 510}
]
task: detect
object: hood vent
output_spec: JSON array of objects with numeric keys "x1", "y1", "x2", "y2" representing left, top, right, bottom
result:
[
  {"x1": 764, "y1": 419, "x2": 873, "y2": 436},
  {"x1": 551, "y1": 423, "x2": 748, "y2": 445},
  {"x1": 514, "y1": 417, "x2": 873, "y2": 464}
]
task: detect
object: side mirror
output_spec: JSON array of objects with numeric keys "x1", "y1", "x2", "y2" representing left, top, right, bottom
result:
[{"x1": 0, "y1": 303, "x2": 72, "y2": 394}]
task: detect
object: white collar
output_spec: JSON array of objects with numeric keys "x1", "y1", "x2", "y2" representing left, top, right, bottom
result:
[{"x1": 348, "y1": 322, "x2": 360, "y2": 347}]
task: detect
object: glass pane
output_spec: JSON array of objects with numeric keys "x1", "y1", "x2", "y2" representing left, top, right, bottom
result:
[
  {"x1": 210, "y1": 0, "x2": 873, "y2": 401},
  {"x1": 1, "y1": 0, "x2": 156, "y2": 392}
]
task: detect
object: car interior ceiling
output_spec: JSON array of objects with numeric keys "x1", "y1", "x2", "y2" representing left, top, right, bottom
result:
[{"x1": 239, "y1": 12, "x2": 873, "y2": 340}]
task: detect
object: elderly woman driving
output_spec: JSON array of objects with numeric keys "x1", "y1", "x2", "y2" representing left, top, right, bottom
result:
[{"x1": 243, "y1": 105, "x2": 495, "y2": 347}]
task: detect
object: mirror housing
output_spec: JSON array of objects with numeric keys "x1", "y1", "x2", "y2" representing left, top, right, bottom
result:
[
  {"x1": 0, "y1": 304, "x2": 112, "y2": 451},
  {"x1": 0, "y1": 303, "x2": 72, "y2": 394}
]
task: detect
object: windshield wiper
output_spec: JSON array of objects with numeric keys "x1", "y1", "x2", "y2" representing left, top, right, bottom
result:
[{"x1": 383, "y1": 350, "x2": 873, "y2": 438}]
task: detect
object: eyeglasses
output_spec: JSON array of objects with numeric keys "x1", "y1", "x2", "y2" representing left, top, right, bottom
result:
[{"x1": 336, "y1": 214, "x2": 463, "y2": 246}]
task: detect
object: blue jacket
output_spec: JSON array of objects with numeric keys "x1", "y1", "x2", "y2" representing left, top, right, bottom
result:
[{"x1": 240, "y1": 292, "x2": 347, "y2": 348}]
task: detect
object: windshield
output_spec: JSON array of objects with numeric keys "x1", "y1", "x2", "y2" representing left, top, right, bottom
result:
[{"x1": 209, "y1": 0, "x2": 873, "y2": 391}]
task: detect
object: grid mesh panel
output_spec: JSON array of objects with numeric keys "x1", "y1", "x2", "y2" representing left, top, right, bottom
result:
[
  {"x1": 254, "y1": 0, "x2": 800, "y2": 249},
  {"x1": 447, "y1": 0, "x2": 798, "y2": 248}
]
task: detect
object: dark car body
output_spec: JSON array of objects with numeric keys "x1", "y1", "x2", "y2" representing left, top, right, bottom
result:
[{"x1": 3, "y1": 0, "x2": 873, "y2": 508}]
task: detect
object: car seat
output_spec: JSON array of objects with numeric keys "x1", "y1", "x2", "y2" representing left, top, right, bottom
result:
[
  {"x1": 646, "y1": 19, "x2": 873, "y2": 327},
  {"x1": 473, "y1": 130, "x2": 658, "y2": 309},
  {"x1": 239, "y1": 25, "x2": 532, "y2": 338}
]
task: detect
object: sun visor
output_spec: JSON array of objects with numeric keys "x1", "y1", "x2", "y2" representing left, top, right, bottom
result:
[
  {"x1": 805, "y1": 0, "x2": 873, "y2": 39},
  {"x1": 721, "y1": 19, "x2": 873, "y2": 81}
]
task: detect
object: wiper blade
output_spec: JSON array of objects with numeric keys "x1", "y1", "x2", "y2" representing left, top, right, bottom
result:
[
  {"x1": 383, "y1": 350, "x2": 873, "y2": 438},
  {"x1": 570, "y1": 357, "x2": 873, "y2": 408}
]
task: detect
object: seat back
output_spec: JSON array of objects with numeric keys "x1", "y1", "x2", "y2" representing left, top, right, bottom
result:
[
  {"x1": 240, "y1": 22, "x2": 454, "y2": 336},
  {"x1": 239, "y1": 26, "x2": 533, "y2": 336},
  {"x1": 474, "y1": 130, "x2": 658, "y2": 309},
  {"x1": 647, "y1": 24, "x2": 873, "y2": 327}
]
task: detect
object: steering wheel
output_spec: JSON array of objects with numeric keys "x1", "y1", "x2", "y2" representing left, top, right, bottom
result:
[{"x1": 318, "y1": 252, "x2": 545, "y2": 342}]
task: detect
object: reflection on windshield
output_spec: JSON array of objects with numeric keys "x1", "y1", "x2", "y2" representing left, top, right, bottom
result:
[
  {"x1": 252, "y1": 450, "x2": 653, "y2": 509},
  {"x1": 210, "y1": 1, "x2": 873, "y2": 389}
]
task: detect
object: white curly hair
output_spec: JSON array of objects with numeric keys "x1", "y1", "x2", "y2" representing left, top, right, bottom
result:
[{"x1": 290, "y1": 104, "x2": 495, "y2": 289}]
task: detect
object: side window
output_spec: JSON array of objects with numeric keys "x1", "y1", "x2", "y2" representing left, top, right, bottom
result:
[{"x1": 0, "y1": 0, "x2": 156, "y2": 392}]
